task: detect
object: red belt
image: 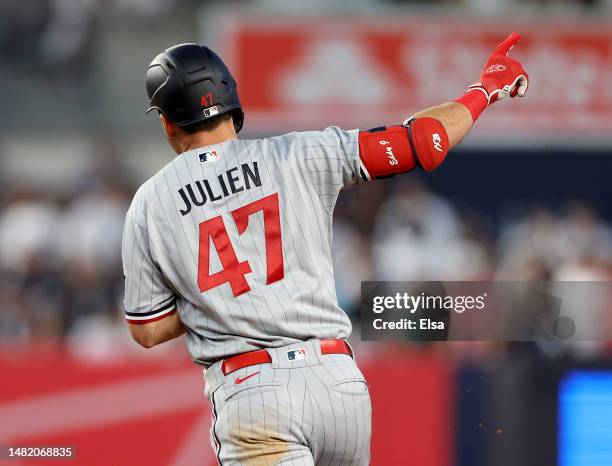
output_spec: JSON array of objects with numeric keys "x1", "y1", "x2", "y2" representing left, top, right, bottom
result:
[{"x1": 221, "y1": 339, "x2": 352, "y2": 376}]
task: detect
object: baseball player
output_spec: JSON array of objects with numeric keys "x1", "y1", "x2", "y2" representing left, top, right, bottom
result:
[{"x1": 122, "y1": 33, "x2": 528, "y2": 465}]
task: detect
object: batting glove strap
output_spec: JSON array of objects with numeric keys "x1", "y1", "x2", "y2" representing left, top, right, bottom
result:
[{"x1": 474, "y1": 56, "x2": 529, "y2": 104}]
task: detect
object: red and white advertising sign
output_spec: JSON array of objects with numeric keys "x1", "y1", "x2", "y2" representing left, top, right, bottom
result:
[
  {"x1": 210, "y1": 15, "x2": 612, "y2": 144},
  {"x1": 0, "y1": 346, "x2": 452, "y2": 466}
]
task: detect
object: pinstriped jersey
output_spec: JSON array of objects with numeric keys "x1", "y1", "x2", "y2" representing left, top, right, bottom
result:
[{"x1": 121, "y1": 127, "x2": 367, "y2": 367}]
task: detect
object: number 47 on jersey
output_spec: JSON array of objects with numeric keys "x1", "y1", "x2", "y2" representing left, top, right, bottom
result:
[{"x1": 197, "y1": 193, "x2": 284, "y2": 297}]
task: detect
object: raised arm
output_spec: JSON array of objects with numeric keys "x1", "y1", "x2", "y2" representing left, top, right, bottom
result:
[
  {"x1": 410, "y1": 102, "x2": 473, "y2": 150},
  {"x1": 357, "y1": 33, "x2": 529, "y2": 181},
  {"x1": 412, "y1": 32, "x2": 528, "y2": 149}
]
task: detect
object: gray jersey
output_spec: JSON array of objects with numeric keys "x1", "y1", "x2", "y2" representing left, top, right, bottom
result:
[{"x1": 122, "y1": 127, "x2": 367, "y2": 366}]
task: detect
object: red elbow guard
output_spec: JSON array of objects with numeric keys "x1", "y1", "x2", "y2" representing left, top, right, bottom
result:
[
  {"x1": 358, "y1": 118, "x2": 449, "y2": 180},
  {"x1": 407, "y1": 117, "x2": 450, "y2": 172}
]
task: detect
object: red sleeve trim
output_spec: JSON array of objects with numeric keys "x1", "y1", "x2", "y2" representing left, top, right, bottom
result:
[{"x1": 126, "y1": 308, "x2": 176, "y2": 325}]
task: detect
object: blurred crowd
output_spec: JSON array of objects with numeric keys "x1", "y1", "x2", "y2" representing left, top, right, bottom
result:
[
  {"x1": 0, "y1": 0, "x2": 180, "y2": 70},
  {"x1": 0, "y1": 0, "x2": 608, "y2": 72},
  {"x1": 0, "y1": 172, "x2": 131, "y2": 348},
  {"x1": 1, "y1": 0, "x2": 610, "y2": 357},
  {"x1": 1, "y1": 166, "x2": 610, "y2": 350},
  {"x1": 332, "y1": 179, "x2": 612, "y2": 313}
]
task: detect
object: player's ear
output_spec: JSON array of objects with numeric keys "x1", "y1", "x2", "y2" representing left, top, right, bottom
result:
[{"x1": 160, "y1": 113, "x2": 178, "y2": 139}]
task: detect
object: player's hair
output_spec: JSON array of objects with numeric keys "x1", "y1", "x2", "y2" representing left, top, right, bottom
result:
[{"x1": 179, "y1": 111, "x2": 236, "y2": 135}]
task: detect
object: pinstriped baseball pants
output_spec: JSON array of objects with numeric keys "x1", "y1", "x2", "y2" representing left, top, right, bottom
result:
[{"x1": 204, "y1": 339, "x2": 372, "y2": 465}]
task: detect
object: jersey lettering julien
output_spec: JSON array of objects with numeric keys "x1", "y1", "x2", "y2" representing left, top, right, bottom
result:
[{"x1": 122, "y1": 127, "x2": 368, "y2": 366}]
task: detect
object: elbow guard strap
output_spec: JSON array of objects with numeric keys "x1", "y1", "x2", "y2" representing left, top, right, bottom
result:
[{"x1": 358, "y1": 118, "x2": 449, "y2": 180}]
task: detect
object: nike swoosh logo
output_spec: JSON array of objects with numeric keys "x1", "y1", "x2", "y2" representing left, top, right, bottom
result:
[{"x1": 234, "y1": 372, "x2": 260, "y2": 385}]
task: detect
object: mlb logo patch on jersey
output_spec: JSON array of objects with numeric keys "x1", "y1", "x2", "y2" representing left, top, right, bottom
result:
[
  {"x1": 287, "y1": 348, "x2": 308, "y2": 361},
  {"x1": 199, "y1": 150, "x2": 219, "y2": 162},
  {"x1": 203, "y1": 105, "x2": 219, "y2": 118}
]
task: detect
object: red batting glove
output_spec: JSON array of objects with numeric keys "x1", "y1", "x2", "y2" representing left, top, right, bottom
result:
[{"x1": 456, "y1": 32, "x2": 529, "y2": 121}]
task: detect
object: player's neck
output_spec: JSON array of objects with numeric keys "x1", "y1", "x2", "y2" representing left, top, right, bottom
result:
[{"x1": 180, "y1": 124, "x2": 238, "y2": 153}]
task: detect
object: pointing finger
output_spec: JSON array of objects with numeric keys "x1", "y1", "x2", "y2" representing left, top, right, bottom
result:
[{"x1": 492, "y1": 32, "x2": 521, "y2": 57}]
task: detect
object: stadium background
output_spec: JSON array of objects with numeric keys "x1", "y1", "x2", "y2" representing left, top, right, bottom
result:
[{"x1": 1, "y1": 0, "x2": 611, "y2": 465}]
